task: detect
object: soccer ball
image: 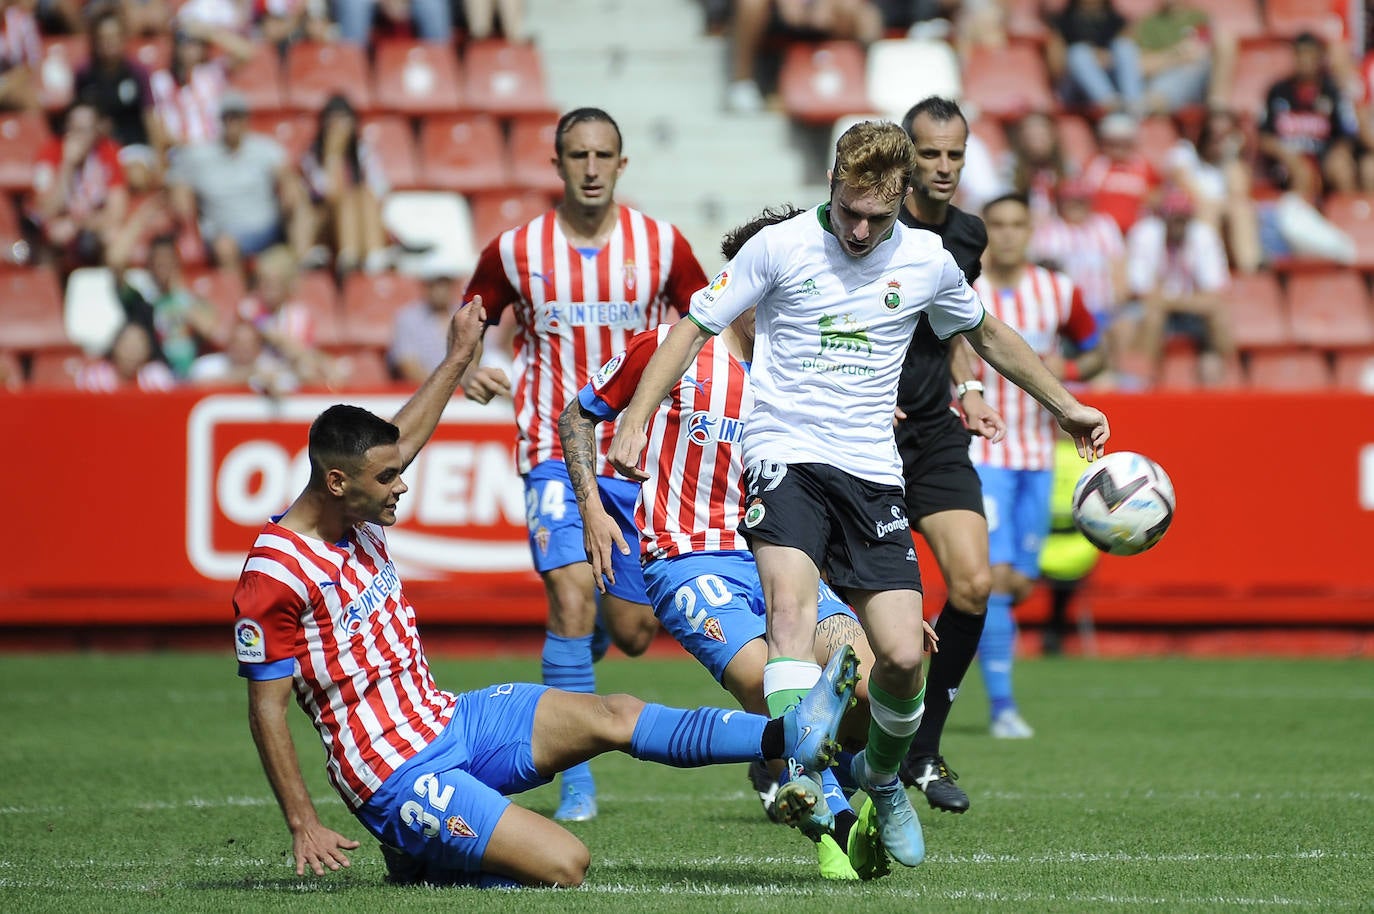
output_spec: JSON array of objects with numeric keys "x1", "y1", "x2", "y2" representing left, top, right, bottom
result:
[{"x1": 1070, "y1": 451, "x2": 1175, "y2": 556}]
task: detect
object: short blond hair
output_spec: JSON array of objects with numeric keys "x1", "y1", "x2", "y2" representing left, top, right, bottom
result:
[
  {"x1": 832, "y1": 121, "x2": 917, "y2": 201},
  {"x1": 254, "y1": 244, "x2": 298, "y2": 285}
]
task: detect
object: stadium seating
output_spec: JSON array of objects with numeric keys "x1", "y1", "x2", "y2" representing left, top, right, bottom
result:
[
  {"x1": 1223, "y1": 272, "x2": 1291, "y2": 351},
  {"x1": 1333, "y1": 350, "x2": 1374, "y2": 392},
  {"x1": 227, "y1": 47, "x2": 286, "y2": 113},
  {"x1": 335, "y1": 347, "x2": 392, "y2": 388},
  {"x1": 340, "y1": 271, "x2": 423, "y2": 348},
  {"x1": 1191, "y1": 0, "x2": 1265, "y2": 41},
  {"x1": 1321, "y1": 194, "x2": 1374, "y2": 270},
  {"x1": 360, "y1": 115, "x2": 420, "y2": 191},
  {"x1": 248, "y1": 112, "x2": 315, "y2": 163},
  {"x1": 0, "y1": 112, "x2": 53, "y2": 192},
  {"x1": 373, "y1": 40, "x2": 464, "y2": 115},
  {"x1": 1137, "y1": 115, "x2": 1179, "y2": 171},
  {"x1": 1286, "y1": 271, "x2": 1374, "y2": 348},
  {"x1": 0, "y1": 266, "x2": 68, "y2": 352},
  {"x1": 285, "y1": 41, "x2": 372, "y2": 113},
  {"x1": 382, "y1": 191, "x2": 479, "y2": 278},
  {"x1": 295, "y1": 270, "x2": 342, "y2": 347},
  {"x1": 418, "y1": 113, "x2": 510, "y2": 194},
  {"x1": 38, "y1": 35, "x2": 88, "y2": 112},
  {"x1": 185, "y1": 268, "x2": 247, "y2": 328},
  {"x1": 0, "y1": 195, "x2": 24, "y2": 264},
  {"x1": 508, "y1": 113, "x2": 564, "y2": 195},
  {"x1": 62, "y1": 267, "x2": 124, "y2": 355},
  {"x1": 27, "y1": 350, "x2": 80, "y2": 388},
  {"x1": 968, "y1": 116, "x2": 1008, "y2": 163},
  {"x1": 778, "y1": 41, "x2": 870, "y2": 125},
  {"x1": 1263, "y1": 0, "x2": 1346, "y2": 41},
  {"x1": 469, "y1": 189, "x2": 552, "y2": 247},
  {"x1": 1055, "y1": 114, "x2": 1097, "y2": 171},
  {"x1": 865, "y1": 39, "x2": 960, "y2": 122},
  {"x1": 1246, "y1": 349, "x2": 1333, "y2": 390},
  {"x1": 462, "y1": 40, "x2": 553, "y2": 116},
  {"x1": 961, "y1": 42, "x2": 1055, "y2": 120},
  {"x1": 1230, "y1": 43, "x2": 1295, "y2": 118}
]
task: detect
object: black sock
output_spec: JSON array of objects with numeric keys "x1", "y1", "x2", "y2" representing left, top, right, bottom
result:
[
  {"x1": 832, "y1": 808, "x2": 858, "y2": 850},
  {"x1": 908, "y1": 603, "x2": 987, "y2": 759},
  {"x1": 760, "y1": 717, "x2": 784, "y2": 760}
]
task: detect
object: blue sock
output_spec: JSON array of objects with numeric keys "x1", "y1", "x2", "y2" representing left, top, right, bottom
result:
[
  {"x1": 978, "y1": 592, "x2": 1017, "y2": 718},
  {"x1": 820, "y1": 767, "x2": 854, "y2": 818},
  {"x1": 629, "y1": 704, "x2": 766, "y2": 767},
  {"x1": 542, "y1": 631, "x2": 596, "y2": 789}
]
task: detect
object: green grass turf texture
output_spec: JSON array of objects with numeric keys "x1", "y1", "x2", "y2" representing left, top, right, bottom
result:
[{"x1": 1, "y1": 652, "x2": 1371, "y2": 913}]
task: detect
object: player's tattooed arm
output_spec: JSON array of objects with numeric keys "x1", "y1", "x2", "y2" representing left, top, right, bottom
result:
[{"x1": 557, "y1": 401, "x2": 601, "y2": 517}]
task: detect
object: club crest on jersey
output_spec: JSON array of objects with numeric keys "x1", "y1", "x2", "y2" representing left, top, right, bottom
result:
[
  {"x1": 686, "y1": 411, "x2": 745, "y2": 446},
  {"x1": 701, "y1": 269, "x2": 729, "y2": 302},
  {"x1": 591, "y1": 352, "x2": 624, "y2": 390},
  {"x1": 882, "y1": 280, "x2": 903, "y2": 311},
  {"x1": 445, "y1": 815, "x2": 476, "y2": 838},
  {"x1": 818, "y1": 313, "x2": 872, "y2": 356},
  {"x1": 337, "y1": 561, "x2": 400, "y2": 636},
  {"x1": 623, "y1": 260, "x2": 637, "y2": 291},
  {"x1": 703, "y1": 617, "x2": 726, "y2": 643},
  {"x1": 234, "y1": 619, "x2": 265, "y2": 662},
  {"x1": 534, "y1": 525, "x2": 551, "y2": 555}
]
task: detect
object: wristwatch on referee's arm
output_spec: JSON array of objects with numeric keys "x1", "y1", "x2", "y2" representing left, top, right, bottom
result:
[{"x1": 955, "y1": 380, "x2": 984, "y2": 400}]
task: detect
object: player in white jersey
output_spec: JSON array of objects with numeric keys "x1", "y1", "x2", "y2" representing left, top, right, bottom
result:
[
  {"x1": 233, "y1": 296, "x2": 860, "y2": 888},
  {"x1": 963, "y1": 192, "x2": 1106, "y2": 738},
  {"x1": 461, "y1": 107, "x2": 708, "y2": 821},
  {"x1": 609, "y1": 121, "x2": 1110, "y2": 870}
]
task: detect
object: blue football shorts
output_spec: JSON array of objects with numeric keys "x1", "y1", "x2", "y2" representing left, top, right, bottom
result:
[
  {"x1": 976, "y1": 465, "x2": 1054, "y2": 579},
  {"x1": 356, "y1": 683, "x2": 550, "y2": 875},
  {"x1": 523, "y1": 460, "x2": 648, "y2": 603},
  {"x1": 643, "y1": 550, "x2": 857, "y2": 683}
]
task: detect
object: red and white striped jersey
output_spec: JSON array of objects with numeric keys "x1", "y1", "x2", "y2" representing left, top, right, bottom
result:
[
  {"x1": 581, "y1": 325, "x2": 752, "y2": 560},
  {"x1": 465, "y1": 205, "x2": 707, "y2": 476},
  {"x1": 232, "y1": 520, "x2": 456, "y2": 810},
  {"x1": 1029, "y1": 211, "x2": 1124, "y2": 317},
  {"x1": 149, "y1": 62, "x2": 227, "y2": 145},
  {"x1": 970, "y1": 265, "x2": 1098, "y2": 471}
]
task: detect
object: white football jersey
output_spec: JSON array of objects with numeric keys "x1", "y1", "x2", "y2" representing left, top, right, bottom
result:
[{"x1": 690, "y1": 205, "x2": 984, "y2": 486}]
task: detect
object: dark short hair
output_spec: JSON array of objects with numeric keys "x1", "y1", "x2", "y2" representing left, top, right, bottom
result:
[
  {"x1": 554, "y1": 107, "x2": 623, "y2": 157},
  {"x1": 901, "y1": 96, "x2": 969, "y2": 142},
  {"x1": 148, "y1": 233, "x2": 178, "y2": 255},
  {"x1": 1293, "y1": 30, "x2": 1322, "y2": 48},
  {"x1": 720, "y1": 205, "x2": 805, "y2": 260},
  {"x1": 307, "y1": 405, "x2": 400, "y2": 486},
  {"x1": 982, "y1": 192, "x2": 1031, "y2": 217}
]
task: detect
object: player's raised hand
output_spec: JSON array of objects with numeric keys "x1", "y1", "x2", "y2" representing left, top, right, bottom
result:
[
  {"x1": 608, "y1": 425, "x2": 650, "y2": 482},
  {"x1": 449, "y1": 295, "x2": 487, "y2": 362},
  {"x1": 291, "y1": 822, "x2": 360, "y2": 877},
  {"x1": 1058, "y1": 402, "x2": 1109, "y2": 461},
  {"x1": 583, "y1": 508, "x2": 629, "y2": 594}
]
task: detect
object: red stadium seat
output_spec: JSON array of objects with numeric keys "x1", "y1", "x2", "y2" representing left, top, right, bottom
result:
[
  {"x1": 0, "y1": 266, "x2": 68, "y2": 352},
  {"x1": 1264, "y1": 0, "x2": 1346, "y2": 42},
  {"x1": 962, "y1": 43, "x2": 1055, "y2": 121},
  {"x1": 295, "y1": 270, "x2": 342, "y2": 347},
  {"x1": 373, "y1": 40, "x2": 463, "y2": 115},
  {"x1": 508, "y1": 112, "x2": 563, "y2": 195},
  {"x1": 0, "y1": 112, "x2": 52, "y2": 192},
  {"x1": 1333, "y1": 349, "x2": 1374, "y2": 391},
  {"x1": 226, "y1": 47, "x2": 286, "y2": 113},
  {"x1": 1223, "y1": 272, "x2": 1291, "y2": 350},
  {"x1": 418, "y1": 113, "x2": 510, "y2": 194},
  {"x1": 469, "y1": 189, "x2": 552, "y2": 247},
  {"x1": 1246, "y1": 350, "x2": 1333, "y2": 390},
  {"x1": 360, "y1": 115, "x2": 419, "y2": 191},
  {"x1": 1321, "y1": 193, "x2": 1374, "y2": 270},
  {"x1": 1055, "y1": 114, "x2": 1097, "y2": 171},
  {"x1": 1158, "y1": 348, "x2": 1243, "y2": 390},
  {"x1": 1230, "y1": 43, "x2": 1294, "y2": 119},
  {"x1": 340, "y1": 272, "x2": 423, "y2": 347},
  {"x1": 249, "y1": 112, "x2": 314, "y2": 163},
  {"x1": 1137, "y1": 115, "x2": 1179, "y2": 172},
  {"x1": 1004, "y1": 0, "x2": 1049, "y2": 43},
  {"x1": 0, "y1": 195, "x2": 24, "y2": 265},
  {"x1": 38, "y1": 36, "x2": 89, "y2": 112},
  {"x1": 969, "y1": 117, "x2": 1008, "y2": 163},
  {"x1": 335, "y1": 347, "x2": 393, "y2": 388},
  {"x1": 185, "y1": 268, "x2": 247, "y2": 329},
  {"x1": 778, "y1": 41, "x2": 871, "y2": 126},
  {"x1": 27, "y1": 349, "x2": 81, "y2": 388},
  {"x1": 285, "y1": 41, "x2": 372, "y2": 113},
  {"x1": 1191, "y1": 0, "x2": 1265, "y2": 41},
  {"x1": 128, "y1": 35, "x2": 171, "y2": 73},
  {"x1": 1286, "y1": 271, "x2": 1374, "y2": 348},
  {"x1": 462, "y1": 40, "x2": 553, "y2": 116}
]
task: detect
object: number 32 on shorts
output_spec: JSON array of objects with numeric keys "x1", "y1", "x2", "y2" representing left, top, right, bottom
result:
[{"x1": 673, "y1": 574, "x2": 733, "y2": 632}]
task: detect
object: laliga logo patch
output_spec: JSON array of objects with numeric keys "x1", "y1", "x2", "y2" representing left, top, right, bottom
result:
[
  {"x1": 445, "y1": 815, "x2": 476, "y2": 838},
  {"x1": 744, "y1": 501, "x2": 766, "y2": 528},
  {"x1": 234, "y1": 619, "x2": 265, "y2": 662},
  {"x1": 703, "y1": 617, "x2": 726, "y2": 644},
  {"x1": 702, "y1": 269, "x2": 729, "y2": 302},
  {"x1": 591, "y1": 352, "x2": 624, "y2": 390},
  {"x1": 882, "y1": 279, "x2": 903, "y2": 311}
]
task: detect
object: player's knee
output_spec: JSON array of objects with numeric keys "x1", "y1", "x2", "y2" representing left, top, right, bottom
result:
[
  {"x1": 876, "y1": 641, "x2": 925, "y2": 683},
  {"x1": 610, "y1": 618, "x2": 657, "y2": 657},
  {"x1": 601, "y1": 692, "x2": 648, "y2": 738},
  {"x1": 948, "y1": 567, "x2": 992, "y2": 614},
  {"x1": 548, "y1": 842, "x2": 591, "y2": 887}
]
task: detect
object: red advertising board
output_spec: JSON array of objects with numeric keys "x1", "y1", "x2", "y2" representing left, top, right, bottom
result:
[{"x1": 1, "y1": 389, "x2": 1372, "y2": 626}]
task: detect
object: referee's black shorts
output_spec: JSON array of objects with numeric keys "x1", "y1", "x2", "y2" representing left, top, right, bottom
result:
[{"x1": 896, "y1": 407, "x2": 985, "y2": 525}]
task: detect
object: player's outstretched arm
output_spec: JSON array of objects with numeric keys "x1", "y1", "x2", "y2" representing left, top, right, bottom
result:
[
  {"x1": 247, "y1": 677, "x2": 360, "y2": 876},
  {"x1": 392, "y1": 297, "x2": 487, "y2": 470},
  {"x1": 607, "y1": 318, "x2": 711, "y2": 480},
  {"x1": 558, "y1": 398, "x2": 630, "y2": 591},
  {"x1": 950, "y1": 335, "x2": 1006, "y2": 443},
  {"x1": 963, "y1": 313, "x2": 1108, "y2": 459}
]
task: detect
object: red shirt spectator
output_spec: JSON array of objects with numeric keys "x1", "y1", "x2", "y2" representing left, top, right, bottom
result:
[
  {"x1": 1081, "y1": 113, "x2": 1160, "y2": 234},
  {"x1": 34, "y1": 131, "x2": 126, "y2": 221}
]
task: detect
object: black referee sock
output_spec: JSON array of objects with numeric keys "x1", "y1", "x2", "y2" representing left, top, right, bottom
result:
[
  {"x1": 909, "y1": 603, "x2": 987, "y2": 758},
  {"x1": 760, "y1": 717, "x2": 785, "y2": 760},
  {"x1": 832, "y1": 808, "x2": 858, "y2": 851}
]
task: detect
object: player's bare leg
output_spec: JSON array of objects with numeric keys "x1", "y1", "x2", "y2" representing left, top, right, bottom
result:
[{"x1": 599, "y1": 592, "x2": 658, "y2": 657}]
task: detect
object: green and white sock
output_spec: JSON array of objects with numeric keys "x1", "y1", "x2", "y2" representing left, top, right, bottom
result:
[
  {"x1": 864, "y1": 682, "x2": 926, "y2": 781},
  {"x1": 763, "y1": 657, "x2": 821, "y2": 716}
]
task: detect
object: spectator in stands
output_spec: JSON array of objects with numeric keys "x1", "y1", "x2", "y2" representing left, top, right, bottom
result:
[
  {"x1": 1004, "y1": 110, "x2": 1069, "y2": 219},
  {"x1": 0, "y1": 349, "x2": 22, "y2": 390},
  {"x1": 1046, "y1": 0, "x2": 1144, "y2": 116},
  {"x1": 1131, "y1": 0, "x2": 1234, "y2": 114},
  {"x1": 301, "y1": 94, "x2": 390, "y2": 277},
  {"x1": 189, "y1": 317, "x2": 300, "y2": 394},
  {"x1": 30, "y1": 100, "x2": 131, "y2": 268},
  {"x1": 1031, "y1": 175, "x2": 1128, "y2": 363},
  {"x1": 121, "y1": 0, "x2": 176, "y2": 37},
  {"x1": 150, "y1": 20, "x2": 255, "y2": 148},
  {"x1": 75, "y1": 321, "x2": 178, "y2": 391},
  {"x1": 387, "y1": 262, "x2": 458, "y2": 383},
  {"x1": 1259, "y1": 31, "x2": 1370, "y2": 197},
  {"x1": 334, "y1": 0, "x2": 452, "y2": 45},
  {"x1": 168, "y1": 89, "x2": 317, "y2": 278},
  {"x1": 1081, "y1": 112, "x2": 1161, "y2": 234},
  {"x1": 726, "y1": 0, "x2": 883, "y2": 113},
  {"x1": 0, "y1": 0, "x2": 42, "y2": 112},
  {"x1": 461, "y1": 0, "x2": 526, "y2": 41},
  {"x1": 75, "y1": 10, "x2": 162, "y2": 194},
  {"x1": 113, "y1": 233, "x2": 221, "y2": 380},
  {"x1": 1126, "y1": 187, "x2": 1235, "y2": 388},
  {"x1": 256, "y1": 0, "x2": 337, "y2": 53},
  {"x1": 236, "y1": 244, "x2": 335, "y2": 385},
  {"x1": 1166, "y1": 107, "x2": 1262, "y2": 272}
]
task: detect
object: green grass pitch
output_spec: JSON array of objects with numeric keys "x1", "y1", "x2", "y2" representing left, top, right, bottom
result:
[{"x1": 1, "y1": 651, "x2": 1371, "y2": 913}]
